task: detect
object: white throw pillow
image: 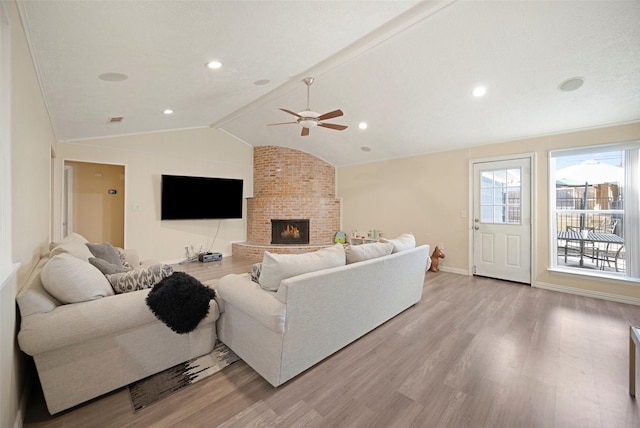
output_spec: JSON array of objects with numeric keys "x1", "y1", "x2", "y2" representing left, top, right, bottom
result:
[
  {"x1": 345, "y1": 242, "x2": 394, "y2": 264},
  {"x1": 41, "y1": 253, "x2": 114, "y2": 304},
  {"x1": 380, "y1": 233, "x2": 416, "y2": 253},
  {"x1": 258, "y1": 244, "x2": 346, "y2": 291}
]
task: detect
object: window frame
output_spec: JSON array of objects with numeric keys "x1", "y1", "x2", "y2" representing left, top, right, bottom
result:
[{"x1": 548, "y1": 142, "x2": 640, "y2": 283}]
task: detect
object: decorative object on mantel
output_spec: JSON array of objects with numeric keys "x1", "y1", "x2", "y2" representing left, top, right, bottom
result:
[
  {"x1": 334, "y1": 231, "x2": 346, "y2": 244},
  {"x1": 429, "y1": 246, "x2": 446, "y2": 272},
  {"x1": 267, "y1": 77, "x2": 348, "y2": 137},
  {"x1": 128, "y1": 341, "x2": 240, "y2": 412}
]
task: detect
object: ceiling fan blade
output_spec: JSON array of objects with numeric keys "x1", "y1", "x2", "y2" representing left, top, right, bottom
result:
[
  {"x1": 279, "y1": 108, "x2": 302, "y2": 118},
  {"x1": 301, "y1": 127, "x2": 310, "y2": 137},
  {"x1": 317, "y1": 109, "x2": 343, "y2": 121},
  {"x1": 267, "y1": 121, "x2": 297, "y2": 126},
  {"x1": 318, "y1": 123, "x2": 348, "y2": 131}
]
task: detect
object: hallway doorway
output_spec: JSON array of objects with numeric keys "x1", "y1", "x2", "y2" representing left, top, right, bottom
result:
[{"x1": 63, "y1": 161, "x2": 125, "y2": 247}]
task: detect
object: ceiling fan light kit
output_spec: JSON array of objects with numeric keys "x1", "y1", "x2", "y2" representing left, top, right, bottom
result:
[{"x1": 268, "y1": 77, "x2": 348, "y2": 136}]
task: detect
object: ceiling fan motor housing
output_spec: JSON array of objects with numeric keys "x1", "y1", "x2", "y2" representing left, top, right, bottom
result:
[{"x1": 297, "y1": 110, "x2": 319, "y2": 128}]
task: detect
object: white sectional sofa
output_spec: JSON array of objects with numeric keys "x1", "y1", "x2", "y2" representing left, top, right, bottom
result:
[
  {"x1": 216, "y1": 239, "x2": 430, "y2": 387},
  {"x1": 16, "y1": 233, "x2": 219, "y2": 414}
]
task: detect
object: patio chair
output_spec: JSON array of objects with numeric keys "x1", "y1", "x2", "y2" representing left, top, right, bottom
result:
[
  {"x1": 598, "y1": 244, "x2": 625, "y2": 272},
  {"x1": 565, "y1": 225, "x2": 597, "y2": 264},
  {"x1": 593, "y1": 218, "x2": 620, "y2": 269}
]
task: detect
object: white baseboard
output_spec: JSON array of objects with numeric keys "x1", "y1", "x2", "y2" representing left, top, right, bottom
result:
[
  {"x1": 534, "y1": 281, "x2": 640, "y2": 306},
  {"x1": 439, "y1": 266, "x2": 469, "y2": 275}
]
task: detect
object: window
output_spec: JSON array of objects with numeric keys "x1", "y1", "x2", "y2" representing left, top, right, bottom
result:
[
  {"x1": 480, "y1": 168, "x2": 522, "y2": 224},
  {"x1": 549, "y1": 143, "x2": 640, "y2": 280}
]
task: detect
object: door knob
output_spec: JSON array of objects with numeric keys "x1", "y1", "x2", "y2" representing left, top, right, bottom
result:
[
  {"x1": 474, "y1": 218, "x2": 480, "y2": 223},
  {"x1": 474, "y1": 225, "x2": 480, "y2": 230}
]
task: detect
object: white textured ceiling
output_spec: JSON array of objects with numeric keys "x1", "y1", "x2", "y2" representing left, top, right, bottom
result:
[{"x1": 18, "y1": 0, "x2": 640, "y2": 167}]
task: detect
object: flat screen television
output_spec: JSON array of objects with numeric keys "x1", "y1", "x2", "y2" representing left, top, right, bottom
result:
[{"x1": 161, "y1": 175, "x2": 243, "y2": 220}]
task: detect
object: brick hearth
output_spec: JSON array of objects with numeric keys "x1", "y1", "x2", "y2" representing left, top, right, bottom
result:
[{"x1": 232, "y1": 146, "x2": 341, "y2": 259}]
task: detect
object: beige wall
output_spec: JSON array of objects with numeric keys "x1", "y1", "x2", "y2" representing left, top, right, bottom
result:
[
  {"x1": 3, "y1": 0, "x2": 57, "y2": 426},
  {"x1": 66, "y1": 161, "x2": 125, "y2": 247},
  {"x1": 55, "y1": 128, "x2": 253, "y2": 262},
  {"x1": 338, "y1": 122, "x2": 640, "y2": 303}
]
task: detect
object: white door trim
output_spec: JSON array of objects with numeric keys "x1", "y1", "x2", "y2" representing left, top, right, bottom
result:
[{"x1": 468, "y1": 153, "x2": 536, "y2": 285}]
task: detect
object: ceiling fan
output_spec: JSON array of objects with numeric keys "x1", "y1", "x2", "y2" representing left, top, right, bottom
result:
[{"x1": 268, "y1": 77, "x2": 348, "y2": 136}]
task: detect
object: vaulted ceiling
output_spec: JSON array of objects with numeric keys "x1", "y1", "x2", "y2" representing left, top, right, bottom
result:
[{"x1": 18, "y1": 0, "x2": 640, "y2": 167}]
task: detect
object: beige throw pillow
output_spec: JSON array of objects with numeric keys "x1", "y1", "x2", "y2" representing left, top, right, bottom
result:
[
  {"x1": 345, "y1": 242, "x2": 394, "y2": 264},
  {"x1": 48, "y1": 232, "x2": 88, "y2": 251},
  {"x1": 380, "y1": 233, "x2": 416, "y2": 253},
  {"x1": 49, "y1": 238, "x2": 94, "y2": 261},
  {"x1": 41, "y1": 253, "x2": 114, "y2": 304},
  {"x1": 258, "y1": 244, "x2": 346, "y2": 291}
]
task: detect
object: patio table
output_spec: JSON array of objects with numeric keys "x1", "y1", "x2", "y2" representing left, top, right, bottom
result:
[{"x1": 557, "y1": 231, "x2": 624, "y2": 267}]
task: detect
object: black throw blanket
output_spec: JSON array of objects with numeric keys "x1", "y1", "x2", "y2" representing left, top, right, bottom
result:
[{"x1": 146, "y1": 272, "x2": 216, "y2": 334}]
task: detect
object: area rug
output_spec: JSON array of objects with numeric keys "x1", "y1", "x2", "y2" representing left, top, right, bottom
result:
[{"x1": 128, "y1": 341, "x2": 240, "y2": 411}]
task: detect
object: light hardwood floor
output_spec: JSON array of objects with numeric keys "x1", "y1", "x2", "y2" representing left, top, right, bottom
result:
[{"x1": 23, "y1": 257, "x2": 640, "y2": 427}]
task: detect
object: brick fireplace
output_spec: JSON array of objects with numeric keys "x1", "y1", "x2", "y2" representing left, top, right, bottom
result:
[{"x1": 232, "y1": 146, "x2": 341, "y2": 259}]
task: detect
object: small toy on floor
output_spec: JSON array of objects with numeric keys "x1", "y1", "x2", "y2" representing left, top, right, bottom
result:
[{"x1": 429, "y1": 246, "x2": 445, "y2": 272}]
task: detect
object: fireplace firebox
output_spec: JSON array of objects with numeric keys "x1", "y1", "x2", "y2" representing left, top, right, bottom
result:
[{"x1": 271, "y1": 219, "x2": 310, "y2": 245}]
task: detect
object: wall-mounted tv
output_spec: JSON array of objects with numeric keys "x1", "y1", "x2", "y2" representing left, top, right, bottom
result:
[{"x1": 161, "y1": 175, "x2": 243, "y2": 220}]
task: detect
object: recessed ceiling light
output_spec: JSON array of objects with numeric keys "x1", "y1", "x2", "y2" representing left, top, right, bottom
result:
[
  {"x1": 558, "y1": 77, "x2": 584, "y2": 92},
  {"x1": 472, "y1": 86, "x2": 486, "y2": 97},
  {"x1": 254, "y1": 79, "x2": 270, "y2": 86},
  {"x1": 163, "y1": 109, "x2": 174, "y2": 115},
  {"x1": 361, "y1": 146, "x2": 372, "y2": 152},
  {"x1": 205, "y1": 61, "x2": 222, "y2": 69},
  {"x1": 358, "y1": 122, "x2": 368, "y2": 130},
  {"x1": 98, "y1": 72, "x2": 128, "y2": 82}
]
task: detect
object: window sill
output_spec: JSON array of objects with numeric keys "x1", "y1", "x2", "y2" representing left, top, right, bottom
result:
[{"x1": 548, "y1": 267, "x2": 640, "y2": 286}]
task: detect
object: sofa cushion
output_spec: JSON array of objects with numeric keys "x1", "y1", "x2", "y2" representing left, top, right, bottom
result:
[
  {"x1": 115, "y1": 247, "x2": 134, "y2": 269},
  {"x1": 49, "y1": 236, "x2": 94, "y2": 261},
  {"x1": 258, "y1": 244, "x2": 346, "y2": 291},
  {"x1": 89, "y1": 257, "x2": 130, "y2": 275},
  {"x1": 16, "y1": 257, "x2": 61, "y2": 317},
  {"x1": 41, "y1": 253, "x2": 114, "y2": 304},
  {"x1": 250, "y1": 262, "x2": 262, "y2": 284},
  {"x1": 48, "y1": 232, "x2": 87, "y2": 251},
  {"x1": 380, "y1": 233, "x2": 416, "y2": 253},
  {"x1": 107, "y1": 264, "x2": 174, "y2": 294},
  {"x1": 146, "y1": 272, "x2": 216, "y2": 334},
  {"x1": 86, "y1": 242, "x2": 122, "y2": 266},
  {"x1": 345, "y1": 242, "x2": 394, "y2": 264}
]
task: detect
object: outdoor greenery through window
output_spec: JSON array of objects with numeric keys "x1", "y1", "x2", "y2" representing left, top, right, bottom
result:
[{"x1": 550, "y1": 143, "x2": 640, "y2": 280}]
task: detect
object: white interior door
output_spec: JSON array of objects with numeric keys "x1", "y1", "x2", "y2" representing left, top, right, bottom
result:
[{"x1": 473, "y1": 158, "x2": 531, "y2": 284}]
